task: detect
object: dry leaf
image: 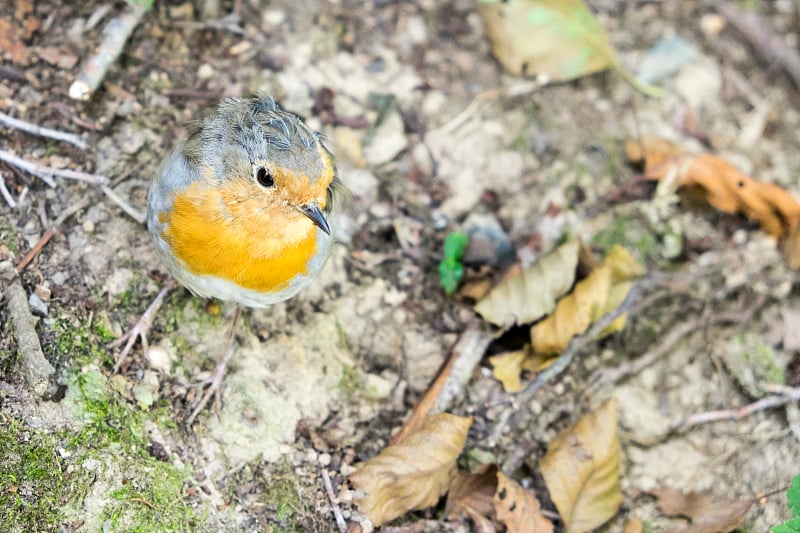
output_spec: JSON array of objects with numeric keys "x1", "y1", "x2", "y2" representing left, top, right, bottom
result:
[
  {"x1": 628, "y1": 138, "x2": 800, "y2": 238},
  {"x1": 494, "y1": 472, "x2": 554, "y2": 533},
  {"x1": 445, "y1": 464, "x2": 498, "y2": 533},
  {"x1": 625, "y1": 137, "x2": 682, "y2": 170},
  {"x1": 650, "y1": 487, "x2": 753, "y2": 533},
  {"x1": 350, "y1": 413, "x2": 473, "y2": 526},
  {"x1": 490, "y1": 346, "x2": 552, "y2": 393},
  {"x1": 36, "y1": 47, "x2": 78, "y2": 69},
  {"x1": 477, "y1": 0, "x2": 660, "y2": 95},
  {"x1": 623, "y1": 518, "x2": 643, "y2": 533},
  {"x1": 531, "y1": 246, "x2": 644, "y2": 355},
  {"x1": 0, "y1": 19, "x2": 30, "y2": 64},
  {"x1": 475, "y1": 239, "x2": 580, "y2": 326},
  {"x1": 540, "y1": 399, "x2": 622, "y2": 533}
]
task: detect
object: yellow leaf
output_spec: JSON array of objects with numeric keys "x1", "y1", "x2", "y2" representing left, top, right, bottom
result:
[
  {"x1": 349, "y1": 413, "x2": 473, "y2": 526},
  {"x1": 477, "y1": 0, "x2": 662, "y2": 96},
  {"x1": 475, "y1": 239, "x2": 580, "y2": 327},
  {"x1": 490, "y1": 346, "x2": 556, "y2": 392},
  {"x1": 531, "y1": 246, "x2": 644, "y2": 355},
  {"x1": 494, "y1": 472, "x2": 554, "y2": 533},
  {"x1": 540, "y1": 399, "x2": 622, "y2": 533},
  {"x1": 531, "y1": 261, "x2": 612, "y2": 355}
]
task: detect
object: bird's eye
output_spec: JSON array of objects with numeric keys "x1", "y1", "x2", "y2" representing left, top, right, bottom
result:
[{"x1": 255, "y1": 167, "x2": 274, "y2": 188}]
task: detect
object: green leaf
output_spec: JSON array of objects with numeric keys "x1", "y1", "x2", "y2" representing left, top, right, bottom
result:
[
  {"x1": 789, "y1": 474, "x2": 800, "y2": 517},
  {"x1": 443, "y1": 232, "x2": 469, "y2": 262},
  {"x1": 772, "y1": 517, "x2": 800, "y2": 533},
  {"x1": 477, "y1": 0, "x2": 662, "y2": 97},
  {"x1": 439, "y1": 260, "x2": 465, "y2": 295},
  {"x1": 772, "y1": 476, "x2": 800, "y2": 533}
]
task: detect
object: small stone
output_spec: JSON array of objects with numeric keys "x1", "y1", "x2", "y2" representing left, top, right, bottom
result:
[
  {"x1": 146, "y1": 344, "x2": 171, "y2": 373},
  {"x1": 82, "y1": 219, "x2": 95, "y2": 233},
  {"x1": 368, "y1": 202, "x2": 391, "y2": 218},
  {"x1": 28, "y1": 293, "x2": 48, "y2": 316},
  {"x1": 262, "y1": 9, "x2": 286, "y2": 27},
  {"x1": 318, "y1": 453, "x2": 331, "y2": 467},
  {"x1": 197, "y1": 63, "x2": 214, "y2": 80}
]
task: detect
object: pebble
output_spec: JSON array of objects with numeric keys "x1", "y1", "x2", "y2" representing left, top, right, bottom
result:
[
  {"x1": 197, "y1": 63, "x2": 215, "y2": 80},
  {"x1": 146, "y1": 344, "x2": 171, "y2": 373},
  {"x1": 82, "y1": 219, "x2": 95, "y2": 233},
  {"x1": 28, "y1": 293, "x2": 48, "y2": 316},
  {"x1": 318, "y1": 453, "x2": 331, "y2": 467}
]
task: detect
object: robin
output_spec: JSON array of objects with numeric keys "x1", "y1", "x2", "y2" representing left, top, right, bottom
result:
[{"x1": 111, "y1": 94, "x2": 348, "y2": 424}]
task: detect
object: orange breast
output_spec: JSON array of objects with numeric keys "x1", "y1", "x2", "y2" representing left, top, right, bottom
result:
[{"x1": 161, "y1": 181, "x2": 318, "y2": 293}]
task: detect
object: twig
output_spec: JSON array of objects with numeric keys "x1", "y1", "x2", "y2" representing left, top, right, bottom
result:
[
  {"x1": 671, "y1": 386, "x2": 800, "y2": 432},
  {"x1": 0, "y1": 148, "x2": 107, "y2": 185},
  {"x1": 14, "y1": 198, "x2": 90, "y2": 274},
  {"x1": 127, "y1": 497, "x2": 157, "y2": 510},
  {"x1": 69, "y1": 2, "x2": 150, "y2": 100},
  {"x1": 101, "y1": 184, "x2": 146, "y2": 224},
  {"x1": 0, "y1": 110, "x2": 88, "y2": 149},
  {"x1": 392, "y1": 320, "x2": 493, "y2": 444},
  {"x1": 6, "y1": 278, "x2": 55, "y2": 396},
  {"x1": 321, "y1": 468, "x2": 347, "y2": 533},
  {"x1": 516, "y1": 277, "x2": 655, "y2": 405},
  {"x1": 0, "y1": 171, "x2": 16, "y2": 208},
  {"x1": 717, "y1": 1, "x2": 800, "y2": 89}
]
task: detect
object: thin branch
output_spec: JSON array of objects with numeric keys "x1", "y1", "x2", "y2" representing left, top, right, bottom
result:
[
  {"x1": 321, "y1": 469, "x2": 347, "y2": 533},
  {"x1": 0, "y1": 171, "x2": 16, "y2": 208},
  {"x1": 0, "y1": 148, "x2": 107, "y2": 185},
  {"x1": 69, "y1": 2, "x2": 150, "y2": 100},
  {"x1": 717, "y1": 1, "x2": 800, "y2": 89},
  {"x1": 14, "y1": 198, "x2": 90, "y2": 274},
  {"x1": 7, "y1": 279, "x2": 55, "y2": 397},
  {"x1": 671, "y1": 386, "x2": 800, "y2": 432},
  {"x1": 0, "y1": 110, "x2": 88, "y2": 149},
  {"x1": 100, "y1": 184, "x2": 146, "y2": 224}
]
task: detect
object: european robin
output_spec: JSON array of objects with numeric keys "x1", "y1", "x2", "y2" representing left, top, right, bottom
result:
[{"x1": 112, "y1": 94, "x2": 348, "y2": 423}]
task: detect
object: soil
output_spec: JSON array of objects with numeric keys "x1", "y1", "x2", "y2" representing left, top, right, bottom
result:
[{"x1": 1, "y1": 0, "x2": 799, "y2": 531}]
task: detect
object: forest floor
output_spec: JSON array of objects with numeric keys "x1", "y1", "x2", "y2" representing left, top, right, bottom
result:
[{"x1": 1, "y1": 0, "x2": 800, "y2": 531}]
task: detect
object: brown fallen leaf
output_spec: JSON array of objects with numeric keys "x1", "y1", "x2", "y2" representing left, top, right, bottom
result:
[
  {"x1": 445, "y1": 464, "x2": 499, "y2": 533},
  {"x1": 445, "y1": 465, "x2": 554, "y2": 533},
  {"x1": 531, "y1": 245, "x2": 644, "y2": 355},
  {"x1": 475, "y1": 239, "x2": 580, "y2": 327},
  {"x1": 649, "y1": 487, "x2": 753, "y2": 533},
  {"x1": 627, "y1": 138, "x2": 800, "y2": 238},
  {"x1": 623, "y1": 518, "x2": 643, "y2": 533},
  {"x1": 36, "y1": 47, "x2": 78, "y2": 69},
  {"x1": 0, "y1": 19, "x2": 30, "y2": 65},
  {"x1": 540, "y1": 399, "x2": 622, "y2": 533},
  {"x1": 350, "y1": 413, "x2": 473, "y2": 526},
  {"x1": 494, "y1": 472, "x2": 554, "y2": 533}
]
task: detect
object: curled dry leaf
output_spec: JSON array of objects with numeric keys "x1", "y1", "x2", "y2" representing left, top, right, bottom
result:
[
  {"x1": 477, "y1": 0, "x2": 661, "y2": 95},
  {"x1": 350, "y1": 413, "x2": 473, "y2": 526},
  {"x1": 475, "y1": 239, "x2": 579, "y2": 327},
  {"x1": 540, "y1": 398, "x2": 622, "y2": 533},
  {"x1": 626, "y1": 137, "x2": 800, "y2": 239},
  {"x1": 531, "y1": 245, "x2": 644, "y2": 355},
  {"x1": 649, "y1": 487, "x2": 752, "y2": 533},
  {"x1": 494, "y1": 472, "x2": 554, "y2": 533},
  {"x1": 445, "y1": 465, "x2": 554, "y2": 533},
  {"x1": 445, "y1": 464, "x2": 499, "y2": 533}
]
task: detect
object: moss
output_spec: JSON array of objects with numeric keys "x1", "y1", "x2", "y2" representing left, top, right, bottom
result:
[
  {"x1": 591, "y1": 215, "x2": 661, "y2": 265},
  {"x1": 43, "y1": 317, "x2": 113, "y2": 368},
  {"x1": 0, "y1": 212, "x2": 18, "y2": 254},
  {"x1": 741, "y1": 336, "x2": 785, "y2": 387},
  {"x1": 261, "y1": 462, "x2": 312, "y2": 531},
  {"x1": 62, "y1": 369, "x2": 200, "y2": 531},
  {"x1": 336, "y1": 365, "x2": 363, "y2": 396},
  {"x1": 0, "y1": 419, "x2": 74, "y2": 532}
]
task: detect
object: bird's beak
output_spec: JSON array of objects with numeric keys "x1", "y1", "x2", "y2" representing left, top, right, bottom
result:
[{"x1": 299, "y1": 203, "x2": 331, "y2": 235}]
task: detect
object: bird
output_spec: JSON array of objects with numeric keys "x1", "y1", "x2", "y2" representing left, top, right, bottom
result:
[{"x1": 111, "y1": 93, "x2": 348, "y2": 424}]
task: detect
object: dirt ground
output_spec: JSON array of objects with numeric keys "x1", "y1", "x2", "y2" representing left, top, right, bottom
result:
[{"x1": 1, "y1": 0, "x2": 800, "y2": 531}]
